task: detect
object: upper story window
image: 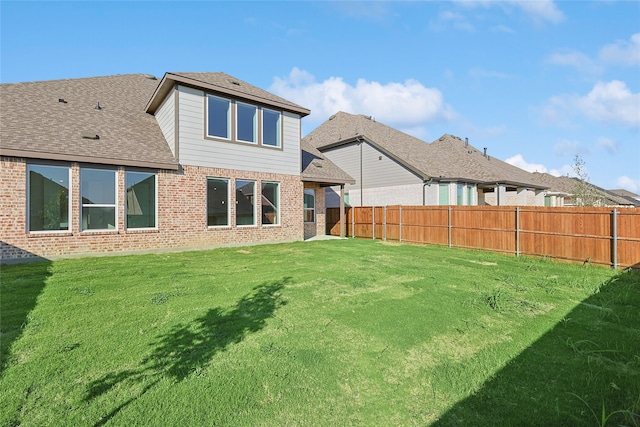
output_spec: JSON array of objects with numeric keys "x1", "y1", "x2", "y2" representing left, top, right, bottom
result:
[
  {"x1": 27, "y1": 164, "x2": 70, "y2": 232},
  {"x1": 262, "y1": 108, "x2": 281, "y2": 148},
  {"x1": 206, "y1": 94, "x2": 282, "y2": 148},
  {"x1": 207, "y1": 95, "x2": 231, "y2": 139},
  {"x1": 236, "y1": 102, "x2": 257, "y2": 143}
]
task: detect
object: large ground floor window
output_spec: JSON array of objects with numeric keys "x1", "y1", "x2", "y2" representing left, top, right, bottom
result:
[
  {"x1": 81, "y1": 168, "x2": 116, "y2": 230},
  {"x1": 207, "y1": 178, "x2": 229, "y2": 226},
  {"x1": 126, "y1": 171, "x2": 157, "y2": 229},
  {"x1": 27, "y1": 164, "x2": 70, "y2": 232},
  {"x1": 261, "y1": 182, "x2": 280, "y2": 225},
  {"x1": 304, "y1": 189, "x2": 315, "y2": 223},
  {"x1": 236, "y1": 179, "x2": 256, "y2": 226}
]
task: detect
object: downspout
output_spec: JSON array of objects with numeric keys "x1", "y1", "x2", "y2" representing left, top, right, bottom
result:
[
  {"x1": 422, "y1": 177, "x2": 433, "y2": 205},
  {"x1": 359, "y1": 139, "x2": 363, "y2": 206}
]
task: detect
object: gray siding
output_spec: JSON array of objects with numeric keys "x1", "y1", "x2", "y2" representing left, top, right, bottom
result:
[
  {"x1": 155, "y1": 88, "x2": 176, "y2": 156},
  {"x1": 322, "y1": 141, "x2": 422, "y2": 194},
  {"x1": 176, "y1": 85, "x2": 301, "y2": 175}
]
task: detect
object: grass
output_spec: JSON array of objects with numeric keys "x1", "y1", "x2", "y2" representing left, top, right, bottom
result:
[{"x1": 1, "y1": 239, "x2": 638, "y2": 426}]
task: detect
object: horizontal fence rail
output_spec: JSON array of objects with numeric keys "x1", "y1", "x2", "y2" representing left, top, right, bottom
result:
[{"x1": 327, "y1": 205, "x2": 640, "y2": 269}]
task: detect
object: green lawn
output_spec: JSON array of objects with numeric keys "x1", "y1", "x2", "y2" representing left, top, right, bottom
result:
[{"x1": 1, "y1": 239, "x2": 638, "y2": 426}]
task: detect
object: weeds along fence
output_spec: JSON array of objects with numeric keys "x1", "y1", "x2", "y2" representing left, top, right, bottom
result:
[{"x1": 326, "y1": 205, "x2": 640, "y2": 269}]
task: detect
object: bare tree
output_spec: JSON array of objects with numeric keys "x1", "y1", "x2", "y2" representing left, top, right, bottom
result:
[{"x1": 571, "y1": 155, "x2": 605, "y2": 206}]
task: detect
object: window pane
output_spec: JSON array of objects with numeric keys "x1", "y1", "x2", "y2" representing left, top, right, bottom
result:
[
  {"x1": 81, "y1": 169, "x2": 115, "y2": 205},
  {"x1": 126, "y1": 172, "x2": 156, "y2": 228},
  {"x1": 207, "y1": 95, "x2": 230, "y2": 138},
  {"x1": 237, "y1": 103, "x2": 257, "y2": 143},
  {"x1": 81, "y1": 168, "x2": 116, "y2": 230},
  {"x1": 457, "y1": 184, "x2": 464, "y2": 205},
  {"x1": 82, "y1": 207, "x2": 116, "y2": 230},
  {"x1": 304, "y1": 189, "x2": 315, "y2": 223},
  {"x1": 467, "y1": 185, "x2": 473, "y2": 206},
  {"x1": 207, "y1": 178, "x2": 229, "y2": 226},
  {"x1": 439, "y1": 184, "x2": 449, "y2": 205},
  {"x1": 236, "y1": 180, "x2": 255, "y2": 226},
  {"x1": 263, "y1": 109, "x2": 281, "y2": 147},
  {"x1": 261, "y1": 182, "x2": 279, "y2": 225},
  {"x1": 28, "y1": 165, "x2": 69, "y2": 231}
]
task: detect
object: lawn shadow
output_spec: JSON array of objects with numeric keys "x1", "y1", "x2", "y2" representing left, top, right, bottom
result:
[
  {"x1": 432, "y1": 268, "x2": 640, "y2": 427},
  {"x1": 86, "y1": 277, "x2": 290, "y2": 426},
  {"x1": 0, "y1": 252, "x2": 52, "y2": 377}
]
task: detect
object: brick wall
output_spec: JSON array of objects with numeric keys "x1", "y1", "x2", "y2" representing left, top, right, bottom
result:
[{"x1": 1, "y1": 157, "x2": 305, "y2": 261}]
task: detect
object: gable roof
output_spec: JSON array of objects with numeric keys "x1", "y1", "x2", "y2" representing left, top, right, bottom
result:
[
  {"x1": 301, "y1": 139, "x2": 355, "y2": 186},
  {"x1": 530, "y1": 172, "x2": 640, "y2": 206},
  {"x1": 303, "y1": 111, "x2": 546, "y2": 189},
  {"x1": 146, "y1": 72, "x2": 310, "y2": 116},
  {"x1": 1, "y1": 74, "x2": 178, "y2": 170}
]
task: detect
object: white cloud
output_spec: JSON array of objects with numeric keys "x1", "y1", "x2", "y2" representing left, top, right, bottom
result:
[
  {"x1": 505, "y1": 154, "x2": 548, "y2": 173},
  {"x1": 454, "y1": 0, "x2": 564, "y2": 24},
  {"x1": 546, "y1": 50, "x2": 602, "y2": 75},
  {"x1": 616, "y1": 176, "x2": 640, "y2": 193},
  {"x1": 596, "y1": 137, "x2": 618, "y2": 154},
  {"x1": 549, "y1": 164, "x2": 573, "y2": 177},
  {"x1": 599, "y1": 33, "x2": 640, "y2": 66},
  {"x1": 542, "y1": 80, "x2": 640, "y2": 129},
  {"x1": 553, "y1": 139, "x2": 588, "y2": 156},
  {"x1": 270, "y1": 68, "x2": 456, "y2": 135}
]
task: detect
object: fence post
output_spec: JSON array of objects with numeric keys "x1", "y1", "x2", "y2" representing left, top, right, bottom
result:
[
  {"x1": 612, "y1": 208, "x2": 618, "y2": 269},
  {"x1": 351, "y1": 207, "x2": 355, "y2": 238},
  {"x1": 383, "y1": 206, "x2": 387, "y2": 241},
  {"x1": 516, "y1": 207, "x2": 520, "y2": 257},
  {"x1": 448, "y1": 206, "x2": 452, "y2": 248},
  {"x1": 399, "y1": 206, "x2": 403, "y2": 243},
  {"x1": 372, "y1": 206, "x2": 375, "y2": 240}
]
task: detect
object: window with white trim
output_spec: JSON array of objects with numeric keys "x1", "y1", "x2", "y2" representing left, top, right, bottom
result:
[
  {"x1": 438, "y1": 183, "x2": 449, "y2": 205},
  {"x1": 207, "y1": 95, "x2": 231, "y2": 139},
  {"x1": 236, "y1": 179, "x2": 256, "y2": 226},
  {"x1": 126, "y1": 171, "x2": 156, "y2": 229},
  {"x1": 262, "y1": 108, "x2": 281, "y2": 147},
  {"x1": 236, "y1": 102, "x2": 257, "y2": 143},
  {"x1": 304, "y1": 189, "x2": 315, "y2": 223},
  {"x1": 261, "y1": 182, "x2": 279, "y2": 225},
  {"x1": 207, "y1": 177, "x2": 229, "y2": 227},
  {"x1": 81, "y1": 168, "x2": 116, "y2": 230},
  {"x1": 27, "y1": 164, "x2": 70, "y2": 232}
]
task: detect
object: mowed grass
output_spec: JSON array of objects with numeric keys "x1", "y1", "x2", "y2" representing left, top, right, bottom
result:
[{"x1": 1, "y1": 239, "x2": 638, "y2": 426}]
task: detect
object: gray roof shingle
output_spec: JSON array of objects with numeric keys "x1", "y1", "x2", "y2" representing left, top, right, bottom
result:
[
  {"x1": 303, "y1": 111, "x2": 546, "y2": 189},
  {"x1": 301, "y1": 139, "x2": 355, "y2": 185},
  {"x1": 1, "y1": 74, "x2": 178, "y2": 169}
]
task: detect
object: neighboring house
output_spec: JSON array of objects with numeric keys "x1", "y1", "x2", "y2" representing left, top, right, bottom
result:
[
  {"x1": 1, "y1": 72, "x2": 351, "y2": 261},
  {"x1": 303, "y1": 112, "x2": 549, "y2": 208},
  {"x1": 530, "y1": 173, "x2": 639, "y2": 207}
]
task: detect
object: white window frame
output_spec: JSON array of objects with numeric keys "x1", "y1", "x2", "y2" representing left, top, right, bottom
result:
[
  {"x1": 206, "y1": 94, "x2": 231, "y2": 140},
  {"x1": 236, "y1": 179, "x2": 256, "y2": 227},
  {"x1": 207, "y1": 177, "x2": 230, "y2": 228},
  {"x1": 261, "y1": 181, "x2": 280, "y2": 226},
  {"x1": 304, "y1": 189, "x2": 316, "y2": 224},
  {"x1": 80, "y1": 167, "x2": 117, "y2": 231},
  {"x1": 125, "y1": 171, "x2": 158, "y2": 230},
  {"x1": 261, "y1": 107, "x2": 282, "y2": 148},
  {"x1": 26, "y1": 163, "x2": 72, "y2": 233},
  {"x1": 236, "y1": 101, "x2": 257, "y2": 144}
]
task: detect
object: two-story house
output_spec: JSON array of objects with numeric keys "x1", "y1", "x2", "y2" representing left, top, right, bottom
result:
[{"x1": 1, "y1": 72, "x2": 352, "y2": 261}]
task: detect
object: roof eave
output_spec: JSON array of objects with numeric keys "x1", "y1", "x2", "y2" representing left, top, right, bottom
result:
[
  {"x1": 146, "y1": 72, "x2": 310, "y2": 116},
  {"x1": 0, "y1": 148, "x2": 179, "y2": 171}
]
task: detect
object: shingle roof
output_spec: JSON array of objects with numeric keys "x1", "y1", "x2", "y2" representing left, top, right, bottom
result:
[
  {"x1": 301, "y1": 140, "x2": 355, "y2": 186},
  {"x1": 530, "y1": 172, "x2": 639, "y2": 206},
  {"x1": 1, "y1": 74, "x2": 178, "y2": 169},
  {"x1": 304, "y1": 111, "x2": 546, "y2": 189},
  {"x1": 146, "y1": 72, "x2": 310, "y2": 116}
]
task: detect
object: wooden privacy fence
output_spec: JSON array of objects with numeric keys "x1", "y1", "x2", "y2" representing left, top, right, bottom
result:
[{"x1": 326, "y1": 205, "x2": 640, "y2": 269}]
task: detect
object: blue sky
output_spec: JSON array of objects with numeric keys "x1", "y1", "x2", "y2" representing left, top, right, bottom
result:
[{"x1": 2, "y1": 1, "x2": 639, "y2": 192}]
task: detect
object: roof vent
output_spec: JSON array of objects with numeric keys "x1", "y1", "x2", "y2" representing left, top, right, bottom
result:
[
  {"x1": 144, "y1": 74, "x2": 156, "y2": 80},
  {"x1": 231, "y1": 80, "x2": 241, "y2": 86},
  {"x1": 58, "y1": 98, "x2": 67, "y2": 104},
  {"x1": 81, "y1": 132, "x2": 100, "y2": 140},
  {"x1": 465, "y1": 137, "x2": 469, "y2": 147},
  {"x1": 483, "y1": 147, "x2": 487, "y2": 157},
  {"x1": 94, "y1": 102, "x2": 102, "y2": 110},
  {"x1": 329, "y1": 114, "x2": 336, "y2": 120}
]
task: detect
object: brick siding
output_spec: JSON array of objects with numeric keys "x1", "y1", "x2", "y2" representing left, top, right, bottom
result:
[{"x1": 1, "y1": 157, "x2": 305, "y2": 261}]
